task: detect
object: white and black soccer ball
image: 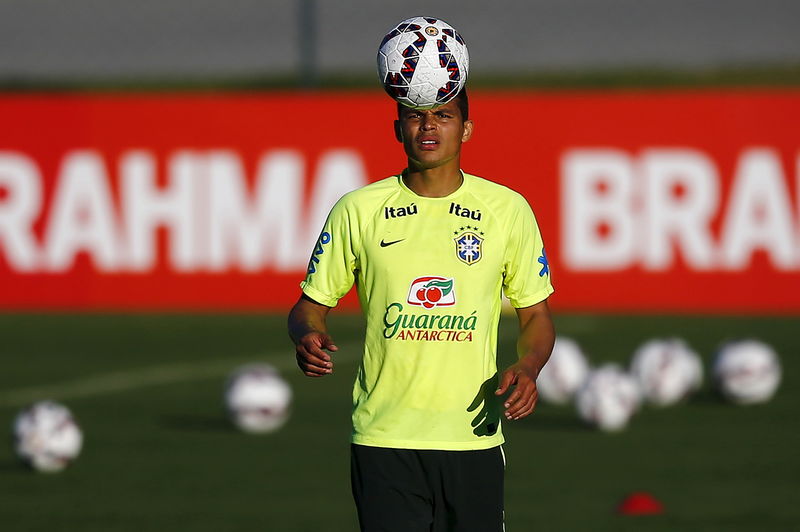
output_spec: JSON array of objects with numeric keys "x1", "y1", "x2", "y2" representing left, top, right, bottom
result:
[
  {"x1": 13, "y1": 400, "x2": 83, "y2": 473},
  {"x1": 377, "y1": 16, "x2": 469, "y2": 109},
  {"x1": 225, "y1": 364, "x2": 292, "y2": 433},
  {"x1": 576, "y1": 365, "x2": 641, "y2": 432},
  {"x1": 536, "y1": 337, "x2": 590, "y2": 405},
  {"x1": 629, "y1": 338, "x2": 703, "y2": 407},
  {"x1": 713, "y1": 340, "x2": 782, "y2": 405}
]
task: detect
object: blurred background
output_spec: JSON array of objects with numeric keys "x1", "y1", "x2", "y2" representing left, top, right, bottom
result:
[
  {"x1": 1, "y1": 0, "x2": 799, "y2": 88},
  {"x1": 0, "y1": 1, "x2": 798, "y2": 531}
]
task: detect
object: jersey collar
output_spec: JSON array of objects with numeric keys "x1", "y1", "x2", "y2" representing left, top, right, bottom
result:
[{"x1": 397, "y1": 170, "x2": 470, "y2": 200}]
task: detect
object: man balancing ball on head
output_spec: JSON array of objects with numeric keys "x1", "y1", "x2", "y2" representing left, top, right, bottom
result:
[{"x1": 288, "y1": 18, "x2": 554, "y2": 532}]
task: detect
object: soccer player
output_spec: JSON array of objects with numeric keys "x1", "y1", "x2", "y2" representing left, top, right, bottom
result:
[{"x1": 288, "y1": 88, "x2": 555, "y2": 532}]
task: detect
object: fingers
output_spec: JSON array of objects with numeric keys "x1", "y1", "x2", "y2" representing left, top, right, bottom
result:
[
  {"x1": 323, "y1": 339, "x2": 339, "y2": 352},
  {"x1": 296, "y1": 333, "x2": 337, "y2": 378},
  {"x1": 304, "y1": 335, "x2": 334, "y2": 361},
  {"x1": 503, "y1": 379, "x2": 538, "y2": 421},
  {"x1": 495, "y1": 370, "x2": 516, "y2": 396},
  {"x1": 296, "y1": 347, "x2": 333, "y2": 377},
  {"x1": 317, "y1": 333, "x2": 338, "y2": 354}
]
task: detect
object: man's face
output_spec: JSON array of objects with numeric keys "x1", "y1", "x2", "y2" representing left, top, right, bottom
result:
[{"x1": 394, "y1": 99, "x2": 473, "y2": 171}]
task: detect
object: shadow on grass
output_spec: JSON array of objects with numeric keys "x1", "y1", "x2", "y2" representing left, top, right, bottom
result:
[
  {"x1": 683, "y1": 388, "x2": 729, "y2": 406},
  {"x1": 509, "y1": 410, "x2": 589, "y2": 433},
  {"x1": 158, "y1": 414, "x2": 236, "y2": 434},
  {"x1": 0, "y1": 458, "x2": 34, "y2": 474}
]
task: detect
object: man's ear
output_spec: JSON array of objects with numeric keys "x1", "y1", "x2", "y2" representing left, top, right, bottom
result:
[
  {"x1": 462, "y1": 120, "x2": 474, "y2": 143},
  {"x1": 394, "y1": 120, "x2": 403, "y2": 143}
]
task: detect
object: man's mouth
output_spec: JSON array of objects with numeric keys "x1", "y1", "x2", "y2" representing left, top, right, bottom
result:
[{"x1": 418, "y1": 138, "x2": 439, "y2": 150}]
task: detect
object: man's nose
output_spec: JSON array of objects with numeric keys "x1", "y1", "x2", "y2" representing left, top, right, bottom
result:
[{"x1": 420, "y1": 113, "x2": 436, "y2": 130}]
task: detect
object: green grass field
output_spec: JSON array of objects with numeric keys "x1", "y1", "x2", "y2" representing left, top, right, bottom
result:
[{"x1": 0, "y1": 313, "x2": 796, "y2": 531}]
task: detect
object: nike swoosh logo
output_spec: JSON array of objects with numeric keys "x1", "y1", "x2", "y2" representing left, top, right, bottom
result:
[{"x1": 380, "y1": 238, "x2": 405, "y2": 247}]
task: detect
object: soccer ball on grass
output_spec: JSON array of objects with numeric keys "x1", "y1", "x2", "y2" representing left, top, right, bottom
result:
[
  {"x1": 629, "y1": 338, "x2": 703, "y2": 406},
  {"x1": 225, "y1": 364, "x2": 292, "y2": 433},
  {"x1": 13, "y1": 400, "x2": 83, "y2": 473},
  {"x1": 536, "y1": 337, "x2": 590, "y2": 405},
  {"x1": 576, "y1": 365, "x2": 641, "y2": 432},
  {"x1": 713, "y1": 340, "x2": 781, "y2": 405}
]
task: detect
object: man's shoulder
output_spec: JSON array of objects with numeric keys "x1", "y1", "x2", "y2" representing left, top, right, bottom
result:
[
  {"x1": 465, "y1": 173, "x2": 530, "y2": 208},
  {"x1": 336, "y1": 175, "x2": 400, "y2": 209}
]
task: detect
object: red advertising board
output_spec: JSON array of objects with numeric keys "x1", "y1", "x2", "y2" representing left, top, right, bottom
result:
[{"x1": 0, "y1": 91, "x2": 798, "y2": 313}]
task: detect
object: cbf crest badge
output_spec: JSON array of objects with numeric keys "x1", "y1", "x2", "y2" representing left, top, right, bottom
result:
[{"x1": 454, "y1": 225, "x2": 484, "y2": 265}]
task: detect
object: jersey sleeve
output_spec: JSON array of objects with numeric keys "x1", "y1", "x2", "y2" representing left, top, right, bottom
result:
[
  {"x1": 299, "y1": 195, "x2": 359, "y2": 307},
  {"x1": 502, "y1": 194, "x2": 554, "y2": 308}
]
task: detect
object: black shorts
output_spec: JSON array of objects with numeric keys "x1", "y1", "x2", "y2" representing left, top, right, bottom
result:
[{"x1": 350, "y1": 444, "x2": 505, "y2": 532}]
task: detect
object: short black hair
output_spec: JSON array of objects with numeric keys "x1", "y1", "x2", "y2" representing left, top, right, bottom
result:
[{"x1": 396, "y1": 87, "x2": 469, "y2": 120}]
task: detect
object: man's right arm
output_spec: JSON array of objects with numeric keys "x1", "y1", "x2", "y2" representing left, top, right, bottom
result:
[{"x1": 288, "y1": 294, "x2": 338, "y2": 377}]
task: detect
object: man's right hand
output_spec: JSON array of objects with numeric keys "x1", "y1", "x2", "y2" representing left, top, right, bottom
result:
[{"x1": 295, "y1": 332, "x2": 338, "y2": 377}]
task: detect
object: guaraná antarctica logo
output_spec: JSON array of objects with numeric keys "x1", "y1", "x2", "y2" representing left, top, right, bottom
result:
[{"x1": 383, "y1": 276, "x2": 477, "y2": 342}]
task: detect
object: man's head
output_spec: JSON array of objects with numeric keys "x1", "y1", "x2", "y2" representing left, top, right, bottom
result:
[{"x1": 394, "y1": 88, "x2": 473, "y2": 172}]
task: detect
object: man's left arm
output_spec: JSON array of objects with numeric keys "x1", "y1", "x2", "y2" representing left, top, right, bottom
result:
[{"x1": 495, "y1": 299, "x2": 555, "y2": 420}]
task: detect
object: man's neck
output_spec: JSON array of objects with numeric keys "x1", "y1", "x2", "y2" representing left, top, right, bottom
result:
[{"x1": 402, "y1": 166, "x2": 464, "y2": 198}]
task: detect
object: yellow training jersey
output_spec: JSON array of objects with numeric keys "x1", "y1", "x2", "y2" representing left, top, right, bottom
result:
[{"x1": 300, "y1": 173, "x2": 553, "y2": 450}]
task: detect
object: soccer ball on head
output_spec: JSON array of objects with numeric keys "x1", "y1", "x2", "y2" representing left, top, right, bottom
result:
[
  {"x1": 377, "y1": 16, "x2": 469, "y2": 109},
  {"x1": 225, "y1": 364, "x2": 292, "y2": 433},
  {"x1": 13, "y1": 400, "x2": 84, "y2": 473},
  {"x1": 713, "y1": 340, "x2": 781, "y2": 405}
]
